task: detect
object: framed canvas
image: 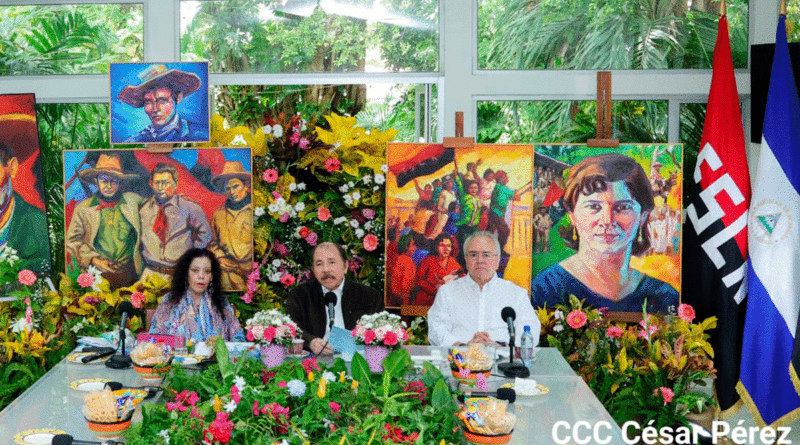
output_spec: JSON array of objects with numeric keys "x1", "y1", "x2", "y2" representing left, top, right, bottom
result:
[
  {"x1": 386, "y1": 143, "x2": 534, "y2": 316},
  {"x1": 0, "y1": 93, "x2": 53, "y2": 275},
  {"x1": 63, "y1": 148, "x2": 252, "y2": 291},
  {"x1": 109, "y1": 62, "x2": 210, "y2": 144},
  {"x1": 530, "y1": 144, "x2": 683, "y2": 317}
]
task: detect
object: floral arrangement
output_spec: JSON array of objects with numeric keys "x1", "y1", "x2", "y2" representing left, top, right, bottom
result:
[
  {"x1": 351, "y1": 311, "x2": 408, "y2": 349},
  {"x1": 536, "y1": 295, "x2": 717, "y2": 428},
  {"x1": 244, "y1": 310, "x2": 301, "y2": 347},
  {"x1": 210, "y1": 112, "x2": 394, "y2": 321},
  {"x1": 124, "y1": 340, "x2": 462, "y2": 444}
]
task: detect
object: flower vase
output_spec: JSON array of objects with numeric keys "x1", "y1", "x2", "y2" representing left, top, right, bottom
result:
[
  {"x1": 364, "y1": 345, "x2": 390, "y2": 373},
  {"x1": 261, "y1": 343, "x2": 286, "y2": 369}
]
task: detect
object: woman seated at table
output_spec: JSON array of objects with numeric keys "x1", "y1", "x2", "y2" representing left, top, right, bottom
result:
[
  {"x1": 150, "y1": 248, "x2": 245, "y2": 341},
  {"x1": 531, "y1": 153, "x2": 678, "y2": 313}
]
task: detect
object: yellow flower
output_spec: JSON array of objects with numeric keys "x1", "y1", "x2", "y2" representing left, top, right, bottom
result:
[
  {"x1": 213, "y1": 395, "x2": 222, "y2": 412},
  {"x1": 351, "y1": 380, "x2": 358, "y2": 390},
  {"x1": 338, "y1": 371, "x2": 346, "y2": 383},
  {"x1": 308, "y1": 371, "x2": 314, "y2": 382},
  {"x1": 317, "y1": 377, "x2": 327, "y2": 398}
]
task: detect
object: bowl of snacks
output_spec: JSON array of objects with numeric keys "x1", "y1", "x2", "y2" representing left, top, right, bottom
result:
[
  {"x1": 457, "y1": 397, "x2": 516, "y2": 444},
  {"x1": 130, "y1": 341, "x2": 173, "y2": 382},
  {"x1": 83, "y1": 389, "x2": 136, "y2": 440},
  {"x1": 449, "y1": 344, "x2": 494, "y2": 383}
]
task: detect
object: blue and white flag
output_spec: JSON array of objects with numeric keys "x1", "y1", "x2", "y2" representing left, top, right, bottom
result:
[{"x1": 738, "y1": 14, "x2": 800, "y2": 427}]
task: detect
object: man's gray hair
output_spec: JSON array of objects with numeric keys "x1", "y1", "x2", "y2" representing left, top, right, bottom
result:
[{"x1": 463, "y1": 230, "x2": 501, "y2": 256}]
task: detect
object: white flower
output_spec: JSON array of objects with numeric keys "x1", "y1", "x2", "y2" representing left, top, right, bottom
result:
[
  {"x1": 364, "y1": 221, "x2": 373, "y2": 230},
  {"x1": 322, "y1": 371, "x2": 336, "y2": 382},
  {"x1": 268, "y1": 203, "x2": 279, "y2": 213},
  {"x1": 295, "y1": 202, "x2": 306, "y2": 212},
  {"x1": 270, "y1": 272, "x2": 282, "y2": 282},
  {"x1": 224, "y1": 400, "x2": 237, "y2": 412},
  {"x1": 554, "y1": 310, "x2": 564, "y2": 320},
  {"x1": 348, "y1": 181, "x2": 355, "y2": 188},
  {"x1": 289, "y1": 182, "x2": 297, "y2": 192},
  {"x1": 11, "y1": 317, "x2": 32, "y2": 333},
  {"x1": 355, "y1": 228, "x2": 365, "y2": 238},
  {"x1": 343, "y1": 195, "x2": 353, "y2": 206},
  {"x1": 71, "y1": 322, "x2": 84, "y2": 333},
  {"x1": 272, "y1": 259, "x2": 282, "y2": 267},
  {"x1": 273, "y1": 124, "x2": 283, "y2": 138},
  {"x1": 158, "y1": 429, "x2": 170, "y2": 444},
  {"x1": 261, "y1": 124, "x2": 273, "y2": 135},
  {"x1": 339, "y1": 184, "x2": 349, "y2": 193},
  {"x1": 373, "y1": 186, "x2": 380, "y2": 191},
  {"x1": 381, "y1": 164, "x2": 388, "y2": 172},
  {"x1": 362, "y1": 175, "x2": 372, "y2": 184},
  {"x1": 333, "y1": 216, "x2": 347, "y2": 225},
  {"x1": 333, "y1": 142, "x2": 342, "y2": 149},
  {"x1": 374, "y1": 174, "x2": 385, "y2": 184},
  {"x1": 231, "y1": 134, "x2": 247, "y2": 146},
  {"x1": 276, "y1": 197, "x2": 286, "y2": 206},
  {"x1": 553, "y1": 324, "x2": 564, "y2": 332},
  {"x1": 297, "y1": 182, "x2": 306, "y2": 190},
  {"x1": 254, "y1": 206, "x2": 265, "y2": 217},
  {"x1": 233, "y1": 375, "x2": 246, "y2": 390},
  {"x1": 351, "y1": 191, "x2": 361, "y2": 200},
  {"x1": 349, "y1": 219, "x2": 359, "y2": 228}
]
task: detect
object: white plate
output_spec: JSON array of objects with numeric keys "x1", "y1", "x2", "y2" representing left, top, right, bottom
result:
[
  {"x1": 173, "y1": 355, "x2": 202, "y2": 365},
  {"x1": 70, "y1": 378, "x2": 110, "y2": 391},
  {"x1": 287, "y1": 350, "x2": 311, "y2": 359},
  {"x1": 14, "y1": 429, "x2": 66, "y2": 444}
]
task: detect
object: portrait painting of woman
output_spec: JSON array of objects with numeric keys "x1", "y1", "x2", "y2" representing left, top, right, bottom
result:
[{"x1": 531, "y1": 147, "x2": 682, "y2": 314}]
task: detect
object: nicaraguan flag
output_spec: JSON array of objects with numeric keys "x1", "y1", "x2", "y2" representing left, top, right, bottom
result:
[{"x1": 737, "y1": 14, "x2": 800, "y2": 427}]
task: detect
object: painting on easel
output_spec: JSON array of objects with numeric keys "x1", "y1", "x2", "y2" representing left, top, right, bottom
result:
[
  {"x1": 385, "y1": 143, "x2": 534, "y2": 316},
  {"x1": 530, "y1": 143, "x2": 683, "y2": 315}
]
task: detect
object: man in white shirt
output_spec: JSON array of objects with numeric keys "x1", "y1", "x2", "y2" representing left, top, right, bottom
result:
[{"x1": 427, "y1": 231, "x2": 540, "y2": 347}]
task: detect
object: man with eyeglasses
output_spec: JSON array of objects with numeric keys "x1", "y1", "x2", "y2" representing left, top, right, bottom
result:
[{"x1": 427, "y1": 231, "x2": 540, "y2": 347}]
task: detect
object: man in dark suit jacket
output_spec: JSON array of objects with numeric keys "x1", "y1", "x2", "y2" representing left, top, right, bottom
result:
[{"x1": 285, "y1": 241, "x2": 383, "y2": 355}]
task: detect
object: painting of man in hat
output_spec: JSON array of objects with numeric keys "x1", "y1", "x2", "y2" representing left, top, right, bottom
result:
[
  {"x1": 110, "y1": 62, "x2": 210, "y2": 144},
  {"x1": 0, "y1": 93, "x2": 53, "y2": 275},
  {"x1": 207, "y1": 161, "x2": 253, "y2": 290},
  {"x1": 65, "y1": 153, "x2": 145, "y2": 290}
]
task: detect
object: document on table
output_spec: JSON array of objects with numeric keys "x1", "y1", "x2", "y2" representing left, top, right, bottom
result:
[{"x1": 328, "y1": 326, "x2": 357, "y2": 354}]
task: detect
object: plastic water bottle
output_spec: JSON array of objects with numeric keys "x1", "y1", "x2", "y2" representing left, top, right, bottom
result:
[{"x1": 520, "y1": 325, "x2": 534, "y2": 368}]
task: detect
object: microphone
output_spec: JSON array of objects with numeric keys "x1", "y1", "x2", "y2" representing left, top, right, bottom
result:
[
  {"x1": 324, "y1": 292, "x2": 337, "y2": 329},
  {"x1": 497, "y1": 306, "x2": 529, "y2": 378},
  {"x1": 458, "y1": 387, "x2": 516, "y2": 404},
  {"x1": 106, "y1": 302, "x2": 135, "y2": 369},
  {"x1": 52, "y1": 433, "x2": 122, "y2": 445}
]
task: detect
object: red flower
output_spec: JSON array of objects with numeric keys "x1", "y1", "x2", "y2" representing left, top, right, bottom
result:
[
  {"x1": 263, "y1": 326, "x2": 277, "y2": 343},
  {"x1": 654, "y1": 387, "x2": 674, "y2": 405},
  {"x1": 252, "y1": 400, "x2": 260, "y2": 415},
  {"x1": 302, "y1": 357, "x2": 321, "y2": 373},
  {"x1": 606, "y1": 326, "x2": 624, "y2": 338},
  {"x1": 317, "y1": 207, "x2": 331, "y2": 221},
  {"x1": 204, "y1": 411, "x2": 234, "y2": 444},
  {"x1": 363, "y1": 330, "x2": 376, "y2": 345},
  {"x1": 325, "y1": 157, "x2": 341, "y2": 172},
  {"x1": 131, "y1": 291, "x2": 146, "y2": 309},
  {"x1": 329, "y1": 401, "x2": 341, "y2": 414},
  {"x1": 230, "y1": 385, "x2": 241, "y2": 404},
  {"x1": 299, "y1": 227, "x2": 309, "y2": 238},
  {"x1": 383, "y1": 331, "x2": 398, "y2": 346},
  {"x1": 280, "y1": 274, "x2": 296, "y2": 287},
  {"x1": 363, "y1": 234, "x2": 379, "y2": 251},
  {"x1": 566, "y1": 310, "x2": 587, "y2": 329},
  {"x1": 77, "y1": 272, "x2": 95, "y2": 288},
  {"x1": 677, "y1": 303, "x2": 696, "y2": 322},
  {"x1": 262, "y1": 168, "x2": 279, "y2": 183}
]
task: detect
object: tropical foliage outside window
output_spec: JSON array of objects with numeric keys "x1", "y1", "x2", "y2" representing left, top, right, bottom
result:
[
  {"x1": 0, "y1": 4, "x2": 143, "y2": 75},
  {"x1": 478, "y1": 0, "x2": 749, "y2": 70}
]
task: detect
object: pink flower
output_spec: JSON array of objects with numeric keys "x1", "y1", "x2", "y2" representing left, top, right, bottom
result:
[
  {"x1": 302, "y1": 357, "x2": 321, "y2": 373},
  {"x1": 272, "y1": 191, "x2": 281, "y2": 199},
  {"x1": 131, "y1": 292, "x2": 146, "y2": 309},
  {"x1": 77, "y1": 272, "x2": 95, "y2": 288},
  {"x1": 317, "y1": 207, "x2": 331, "y2": 221},
  {"x1": 383, "y1": 331, "x2": 398, "y2": 346},
  {"x1": 262, "y1": 169, "x2": 279, "y2": 183},
  {"x1": 17, "y1": 270, "x2": 36, "y2": 286},
  {"x1": 299, "y1": 137, "x2": 310, "y2": 150},
  {"x1": 363, "y1": 330, "x2": 376, "y2": 345},
  {"x1": 246, "y1": 329, "x2": 255, "y2": 341},
  {"x1": 230, "y1": 385, "x2": 241, "y2": 403},
  {"x1": 566, "y1": 310, "x2": 587, "y2": 329},
  {"x1": 677, "y1": 304, "x2": 696, "y2": 322},
  {"x1": 654, "y1": 387, "x2": 674, "y2": 405},
  {"x1": 263, "y1": 326, "x2": 277, "y2": 343},
  {"x1": 252, "y1": 400, "x2": 260, "y2": 416},
  {"x1": 362, "y1": 208, "x2": 375, "y2": 219},
  {"x1": 638, "y1": 322, "x2": 658, "y2": 339},
  {"x1": 329, "y1": 401, "x2": 341, "y2": 414},
  {"x1": 290, "y1": 131, "x2": 301, "y2": 145},
  {"x1": 458, "y1": 368, "x2": 470, "y2": 378},
  {"x1": 363, "y1": 234, "x2": 379, "y2": 252},
  {"x1": 278, "y1": 380, "x2": 287, "y2": 388},
  {"x1": 325, "y1": 157, "x2": 341, "y2": 173},
  {"x1": 306, "y1": 231, "x2": 318, "y2": 246},
  {"x1": 280, "y1": 274, "x2": 296, "y2": 287},
  {"x1": 606, "y1": 326, "x2": 624, "y2": 338},
  {"x1": 279, "y1": 213, "x2": 290, "y2": 223},
  {"x1": 274, "y1": 242, "x2": 289, "y2": 256},
  {"x1": 166, "y1": 401, "x2": 186, "y2": 413},
  {"x1": 204, "y1": 411, "x2": 234, "y2": 443}
]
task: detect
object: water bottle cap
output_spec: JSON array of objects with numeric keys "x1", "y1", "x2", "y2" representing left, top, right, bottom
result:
[{"x1": 523, "y1": 325, "x2": 530, "y2": 331}]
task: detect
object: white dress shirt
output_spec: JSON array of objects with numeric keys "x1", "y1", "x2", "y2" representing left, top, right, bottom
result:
[
  {"x1": 322, "y1": 281, "x2": 346, "y2": 339},
  {"x1": 427, "y1": 273, "x2": 541, "y2": 347}
]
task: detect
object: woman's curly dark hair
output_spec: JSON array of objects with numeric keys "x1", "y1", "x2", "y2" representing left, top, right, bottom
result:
[{"x1": 168, "y1": 248, "x2": 227, "y2": 320}]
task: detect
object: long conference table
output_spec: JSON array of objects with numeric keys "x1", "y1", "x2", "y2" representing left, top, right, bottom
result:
[{"x1": 0, "y1": 346, "x2": 623, "y2": 445}]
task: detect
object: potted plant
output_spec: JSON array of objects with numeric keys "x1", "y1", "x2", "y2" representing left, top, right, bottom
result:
[
  {"x1": 676, "y1": 391, "x2": 716, "y2": 432},
  {"x1": 244, "y1": 309, "x2": 301, "y2": 368},
  {"x1": 351, "y1": 311, "x2": 408, "y2": 372}
]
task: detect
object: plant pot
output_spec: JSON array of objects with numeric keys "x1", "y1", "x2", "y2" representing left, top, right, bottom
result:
[
  {"x1": 133, "y1": 363, "x2": 171, "y2": 382},
  {"x1": 364, "y1": 345, "x2": 390, "y2": 373},
  {"x1": 686, "y1": 406, "x2": 716, "y2": 433},
  {"x1": 261, "y1": 343, "x2": 286, "y2": 369},
  {"x1": 463, "y1": 429, "x2": 513, "y2": 444},
  {"x1": 85, "y1": 414, "x2": 133, "y2": 441}
]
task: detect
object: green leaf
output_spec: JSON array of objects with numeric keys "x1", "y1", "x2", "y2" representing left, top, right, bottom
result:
[
  {"x1": 214, "y1": 337, "x2": 232, "y2": 380},
  {"x1": 382, "y1": 349, "x2": 411, "y2": 379},
  {"x1": 431, "y1": 379, "x2": 453, "y2": 410},
  {"x1": 350, "y1": 351, "x2": 371, "y2": 386}
]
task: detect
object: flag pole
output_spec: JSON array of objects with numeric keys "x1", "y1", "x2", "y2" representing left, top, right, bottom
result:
[
  {"x1": 781, "y1": 0, "x2": 786, "y2": 16},
  {"x1": 720, "y1": 0, "x2": 726, "y2": 16}
]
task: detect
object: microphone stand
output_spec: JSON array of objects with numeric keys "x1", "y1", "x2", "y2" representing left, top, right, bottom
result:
[
  {"x1": 497, "y1": 337, "x2": 529, "y2": 378},
  {"x1": 106, "y1": 309, "x2": 132, "y2": 369}
]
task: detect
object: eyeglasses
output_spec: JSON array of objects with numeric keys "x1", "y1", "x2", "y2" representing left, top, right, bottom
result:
[{"x1": 466, "y1": 252, "x2": 497, "y2": 260}]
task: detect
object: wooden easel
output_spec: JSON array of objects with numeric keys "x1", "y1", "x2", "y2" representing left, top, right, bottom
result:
[
  {"x1": 146, "y1": 143, "x2": 174, "y2": 154},
  {"x1": 587, "y1": 71, "x2": 619, "y2": 148},
  {"x1": 442, "y1": 111, "x2": 474, "y2": 149}
]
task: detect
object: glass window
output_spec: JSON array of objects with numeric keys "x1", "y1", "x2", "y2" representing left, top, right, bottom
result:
[
  {"x1": 0, "y1": 4, "x2": 143, "y2": 75},
  {"x1": 212, "y1": 83, "x2": 436, "y2": 142},
  {"x1": 477, "y1": 0, "x2": 748, "y2": 70},
  {"x1": 680, "y1": 102, "x2": 706, "y2": 201},
  {"x1": 181, "y1": 0, "x2": 439, "y2": 73},
  {"x1": 477, "y1": 100, "x2": 668, "y2": 144}
]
